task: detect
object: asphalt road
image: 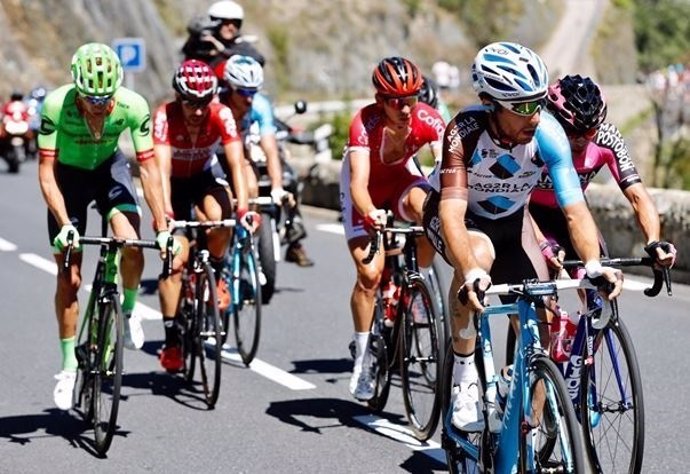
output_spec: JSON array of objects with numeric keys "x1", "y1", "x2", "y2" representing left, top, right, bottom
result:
[{"x1": 1, "y1": 160, "x2": 689, "y2": 473}]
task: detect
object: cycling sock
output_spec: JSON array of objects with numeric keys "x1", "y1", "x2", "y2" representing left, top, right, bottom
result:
[
  {"x1": 353, "y1": 332, "x2": 370, "y2": 369},
  {"x1": 60, "y1": 336, "x2": 78, "y2": 372},
  {"x1": 121, "y1": 287, "x2": 138, "y2": 315},
  {"x1": 163, "y1": 317, "x2": 180, "y2": 346},
  {"x1": 453, "y1": 351, "x2": 478, "y2": 384}
]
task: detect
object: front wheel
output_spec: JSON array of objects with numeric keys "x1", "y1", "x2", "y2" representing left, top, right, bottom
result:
[
  {"x1": 233, "y1": 244, "x2": 262, "y2": 366},
  {"x1": 193, "y1": 263, "x2": 222, "y2": 408},
  {"x1": 524, "y1": 354, "x2": 585, "y2": 473},
  {"x1": 367, "y1": 294, "x2": 392, "y2": 413},
  {"x1": 399, "y1": 277, "x2": 441, "y2": 441},
  {"x1": 580, "y1": 315, "x2": 644, "y2": 473},
  {"x1": 92, "y1": 294, "x2": 124, "y2": 456}
]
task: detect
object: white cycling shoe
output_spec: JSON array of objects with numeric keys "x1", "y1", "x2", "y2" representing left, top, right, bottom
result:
[
  {"x1": 124, "y1": 312, "x2": 145, "y2": 350},
  {"x1": 349, "y1": 355, "x2": 375, "y2": 401},
  {"x1": 53, "y1": 370, "x2": 77, "y2": 411},
  {"x1": 451, "y1": 382, "x2": 485, "y2": 432}
]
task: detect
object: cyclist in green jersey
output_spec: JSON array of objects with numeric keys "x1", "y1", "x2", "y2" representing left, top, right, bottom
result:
[{"x1": 37, "y1": 43, "x2": 177, "y2": 410}]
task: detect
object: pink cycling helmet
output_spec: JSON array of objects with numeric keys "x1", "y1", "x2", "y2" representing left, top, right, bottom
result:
[
  {"x1": 547, "y1": 75, "x2": 607, "y2": 132},
  {"x1": 172, "y1": 59, "x2": 218, "y2": 101}
]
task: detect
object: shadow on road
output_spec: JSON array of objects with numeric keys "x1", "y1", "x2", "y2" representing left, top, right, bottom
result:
[
  {"x1": 122, "y1": 371, "x2": 211, "y2": 412},
  {"x1": 0, "y1": 408, "x2": 125, "y2": 458},
  {"x1": 289, "y1": 357, "x2": 352, "y2": 375}
]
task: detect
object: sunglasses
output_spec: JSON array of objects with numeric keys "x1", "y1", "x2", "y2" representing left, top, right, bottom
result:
[
  {"x1": 81, "y1": 94, "x2": 112, "y2": 106},
  {"x1": 565, "y1": 126, "x2": 598, "y2": 140},
  {"x1": 181, "y1": 97, "x2": 213, "y2": 109},
  {"x1": 383, "y1": 95, "x2": 418, "y2": 109},
  {"x1": 496, "y1": 98, "x2": 545, "y2": 116},
  {"x1": 233, "y1": 87, "x2": 257, "y2": 98}
]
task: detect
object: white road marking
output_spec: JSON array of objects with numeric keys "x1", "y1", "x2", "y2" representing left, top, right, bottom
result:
[
  {"x1": 220, "y1": 346, "x2": 316, "y2": 390},
  {"x1": 0, "y1": 237, "x2": 18, "y2": 252},
  {"x1": 316, "y1": 223, "x2": 344, "y2": 235},
  {"x1": 352, "y1": 415, "x2": 445, "y2": 464},
  {"x1": 19, "y1": 253, "x2": 57, "y2": 274}
]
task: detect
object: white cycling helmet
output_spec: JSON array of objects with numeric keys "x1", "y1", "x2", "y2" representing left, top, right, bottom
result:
[
  {"x1": 472, "y1": 41, "x2": 549, "y2": 102},
  {"x1": 208, "y1": 1, "x2": 244, "y2": 21},
  {"x1": 224, "y1": 55, "x2": 263, "y2": 90}
]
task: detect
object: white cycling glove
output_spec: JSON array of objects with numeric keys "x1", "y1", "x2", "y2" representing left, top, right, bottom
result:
[
  {"x1": 53, "y1": 224, "x2": 80, "y2": 253},
  {"x1": 156, "y1": 230, "x2": 182, "y2": 258},
  {"x1": 270, "y1": 187, "x2": 289, "y2": 205}
]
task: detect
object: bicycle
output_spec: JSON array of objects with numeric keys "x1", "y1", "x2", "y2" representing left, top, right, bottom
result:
[
  {"x1": 361, "y1": 213, "x2": 442, "y2": 441},
  {"x1": 65, "y1": 228, "x2": 170, "y2": 456},
  {"x1": 169, "y1": 218, "x2": 235, "y2": 409},
  {"x1": 555, "y1": 258, "x2": 672, "y2": 474},
  {"x1": 223, "y1": 217, "x2": 262, "y2": 366},
  {"x1": 441, "y1": 278, "x2": 586, "y2": 473}
]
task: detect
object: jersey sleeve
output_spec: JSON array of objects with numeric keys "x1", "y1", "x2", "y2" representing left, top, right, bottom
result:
[
  {"x1": 252, "y1": 94, "x2": 277, "y2": 136},
  {"x1": 536, "y1": 112, "x2": 584, "y2": 207},
  {"x1": 126, "y1": 91, "x2": 155, "y2": 162},
  {"x1": 595, "y1": 122, "x2": 642, "y2": 190},
  {"x1": 416, "y1": 103, "x2": 446, "y2": 146},
  {"x1": 347, "y1": 110, "x2": 369, "y2": 151},
  {"x1": 36, "y1": 88, "x2": 65, "y2": 159},
  {"x1": 439, "y1": 112, "x2": 472, "y2": 201},
  {"x1": 214, "y1": 104, "x2": 241, "y2": 144},
  {"x1": 152, "y1": 104, "x2": 170, "y2": 146}
]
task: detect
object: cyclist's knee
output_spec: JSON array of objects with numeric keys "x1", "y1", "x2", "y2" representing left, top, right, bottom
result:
[
  {"x1": 57, "y1": 270, "x2": 81, "y2": 294},
  {"x1": 356, "y1": 266, "x2": 381, "y2": 293}
]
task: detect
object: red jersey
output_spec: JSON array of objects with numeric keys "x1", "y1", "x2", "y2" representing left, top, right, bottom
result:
[
  {"x1": 153, "y1": 101, "x2": 240, "y2": 178},
  {"x1": 347, "y1": 102, "x2": 444, "y2": 189}
]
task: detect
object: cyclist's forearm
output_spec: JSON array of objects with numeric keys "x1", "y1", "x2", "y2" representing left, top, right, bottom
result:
[
  {"x1": 563, "y1": 202, "x2": 600, "y2": 262},
  {"x1": 38, "y1": 157, "x2": 70, "y2": 225},
  {"x1": 260, "y1": 135, "x2": 283, "y2": 190},
  {"x1": 625, "y1": 184, "x2": 661, "y2": 243},
  {"x1": 138, "y1": 159, "x2": 168, "y2": 232},
  {"x1": 439, "y1": 198, "x2": 480, "y2": 276}
]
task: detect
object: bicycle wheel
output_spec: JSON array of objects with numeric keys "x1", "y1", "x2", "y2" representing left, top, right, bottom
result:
[
  {"x1": 367, "y1": 294, "x2": 392, "y2": 413},
  {"x1": 523, "y1": 354, "x2": 585, "y2": 473},
  {"x1": 233, "y1": 242, "x2": 262, "y2": 366},
  {"x1": 399, "y1": 276, "x2": 441, "y2": 440},
  {"x1": 194, "y1": 262, "x2": 222, "y2": 408},
  {"x1": 73, "y1": 291, "x2": 98, "y2": 423},
  {"x1": 580, "y1": 314, "x2": 644, "y2": 473},
  {"x1": 92, "y1": 293, "x2": 124, "y2": 456},
  {"x1": 424, "y1": 260, "x2": 449, "y2": 345},
  {"x1": 440, "y1": 342, "x2": 481, "y2": 474}
]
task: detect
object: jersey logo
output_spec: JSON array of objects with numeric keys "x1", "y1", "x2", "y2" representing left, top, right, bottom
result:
[
  {"x1": 139, "y1": 114, "x2": 151, "y2": 135},
  {"x1": 39, "y1": 117, "x2": 56, "y2": 135},
  {"x1": 489, "y1": 154, "x2": 520, "y2": 179},
  {"x1": 477, "y1": 195, "x2": 516, "y2": 215},
  {"x1": 531, "y1": 150, "x2": 545, "y2": 167}
]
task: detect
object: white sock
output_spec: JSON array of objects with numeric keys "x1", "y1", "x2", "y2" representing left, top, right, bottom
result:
[
  {"x1": 353, "y1": 332, "x2": 370, "y2": 369},
  {"x1": 453, "y1": 352, "x2": 478, "y2": 385}
]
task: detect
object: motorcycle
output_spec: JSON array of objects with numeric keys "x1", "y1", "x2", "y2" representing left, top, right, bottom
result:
[
  {"x1": 0, "y1": 101, "x2": 31, "y2": 173},
  {"x1": 248, "y1": 100, "x2": 332, "y2": 304}
]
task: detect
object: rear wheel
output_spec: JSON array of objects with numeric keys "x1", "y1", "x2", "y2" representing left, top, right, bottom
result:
[
  {"x1": 523, "y1": 354, "x2": 585, "y2": 473},
  {"x1": 580, "y1": 315, "x2": 644, "y2": 474},
  {"x1": 233, "y1": 243, "x2": 262, "y2": 366},
  {"x1": 92, "y1": 294, "x2": 124, "y2": 456},
  {"x1": 399, "y1": 277, "x2": 441, "y2": 441},
  {"x1": 192, "y1": 263, "x2": 222, "y2": 408}
]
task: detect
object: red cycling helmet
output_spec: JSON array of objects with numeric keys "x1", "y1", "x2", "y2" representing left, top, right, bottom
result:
[
  {"x1": 372, "y1": 57, "x2": 423, "y2": 97},
  {"x1": 547, "y1": 75, "x2": 607, "y2": 132},
  {"x1": 172, "y1": 59, "x2": 218, "y2": 101}
]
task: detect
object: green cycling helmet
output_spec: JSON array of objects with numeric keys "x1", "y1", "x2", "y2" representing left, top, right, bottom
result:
[{"x1": 70, "y1": 42, "x2": 123, "y2": 96}]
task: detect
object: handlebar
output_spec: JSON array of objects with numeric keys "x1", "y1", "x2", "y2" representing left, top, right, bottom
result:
[
  {"x1": 169, "y1": 218, "x2": 236, "y2": 230},
  {"x1": 562, "y1": 257, "x2": 672, "y2": 297},
  {"x1": 361, "y1": 211, "x2": 425, "y2": 265}
]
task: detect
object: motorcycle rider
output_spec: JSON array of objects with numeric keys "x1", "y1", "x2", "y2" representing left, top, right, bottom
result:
[
  {"x1": 0, "y1": 91, "x2": 33, "y2": 168},
  {"x1": 220, "y1": 55, "x2": 314, "y2": 267},
  {"x1": 182, "y1": 0, "x2": 264, "y2": 72}
]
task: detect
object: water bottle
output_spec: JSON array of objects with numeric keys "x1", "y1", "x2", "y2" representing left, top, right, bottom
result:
[
  {"x1": 381, "y1": 272, "x2": 400, "y2": 327},
  {"x1": 550, "y1": 309, "x2": 577, "y2": 363}
]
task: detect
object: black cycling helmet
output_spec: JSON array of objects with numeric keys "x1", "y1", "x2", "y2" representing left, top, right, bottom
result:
[
  {"x1": 547, "y1": 74, "x2": 607, "y2": 132},
  {"x1": 10, "y1": 91, "x2": 23, "y2": 101},
  {"x1": 419, "y1": 75, "x2": 439, "y2": 109}
]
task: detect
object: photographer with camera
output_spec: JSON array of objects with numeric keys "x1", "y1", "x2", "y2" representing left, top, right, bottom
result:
[{"x1": 181, "y1": 1, "x2": 265, "y2": 70}]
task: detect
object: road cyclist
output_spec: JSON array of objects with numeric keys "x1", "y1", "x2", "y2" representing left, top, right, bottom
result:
[
  {"x1": 340, "y1": 56, "x2": 445, "y2": 401},
  {"x1": 38, "y1": 42, "x2": 174, "y2": 410},
  {"x1": 152, "y1": 59, "x2": 255, "y2": 372},
  {"x1": 422, "y1": 41, "x2": 623, "y2": 434}
]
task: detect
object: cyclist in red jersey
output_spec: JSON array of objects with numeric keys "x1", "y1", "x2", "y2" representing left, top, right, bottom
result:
[
  {"x1": 530, "y1": 75, "x2": 676, "y2": 271},
  {"x1": 153, "y1": 60, "x2": 256, "y2": 371},
  {"x1": 340, "y1": 57, "x2": 445, "y2": 401}
]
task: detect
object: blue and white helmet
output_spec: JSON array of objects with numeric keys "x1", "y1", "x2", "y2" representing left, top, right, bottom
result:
[
  {"x1": 224, "y1": 54, "x2": 263, "y2": 90},
  {"x1": 472, "y1": 42, "x2": 549, "y2": 102}
]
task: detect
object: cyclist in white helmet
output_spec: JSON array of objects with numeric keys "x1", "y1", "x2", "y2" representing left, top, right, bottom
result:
[
  {"x1": 220, "y1": 55, "x2": 314, "y2": 267},
  {"x1": 182, "y1": 0, "x2": 264, "y2": 70},
  {"x1": 422, "y1": 42, "x2": 623, "y2": 431}
]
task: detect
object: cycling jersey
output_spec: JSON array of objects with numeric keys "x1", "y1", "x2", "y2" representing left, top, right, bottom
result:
[
  {"x1": 340, "y1": 102, "x2": 444, "y2": 240},
  {"x1": 530, "y1": 121, "x2": 642, "y2": 208},
  {"x1": 433, "y1": 107, "x2": 583, "y2": 219},
  {"x1": 153, "y1": 100, "x2": 240, "y2": 178},
  {"x1": 38, "y1": 84, "x2": 153, "y2": 170},
  {"x1": 237, "y1": 93, "x2": 277, "y2": 138}
]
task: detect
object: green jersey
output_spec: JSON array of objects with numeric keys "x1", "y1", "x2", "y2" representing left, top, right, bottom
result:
[{"x1": 38, "y1": 84, "x2": 154, "y2": 170}]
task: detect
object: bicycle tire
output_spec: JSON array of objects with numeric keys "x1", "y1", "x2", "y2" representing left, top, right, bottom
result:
[
  {"x1": 523, "y1": 354, "x2": 585, "y2": 473},
  {"x1": 194, "y1": 262, "x2": 222, "y2": 408},
  {"x1": 180, "y1": 270, "x2": 197, "y2": 382},
  {"x1": 580, "y1": 314, "x2": 644, "y2": 474},
  {"x1": 424, "y1": 260, "x2": 450, "y2": 347},
  {"x1": 399, "y1": 276, "x2": 442, "y2": 441},
  {"x1": 440, "y1": 342, "x2": 481, "y2": 474},
  {"x1": 73, "y1": 290, "x2": 99, "y2": 423},
  {"x1": 367, "y1": 294, "x2": 392, "y2": 413},
  {"x1": 257, "y1": 213, "x2": 276, "y2": 304},
  {"x1": 92, "y1": 294, "x2": 124, "y2": 456},
  {"x1": 233, "y1": 243, "x2": 262, "y2": 366}
]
